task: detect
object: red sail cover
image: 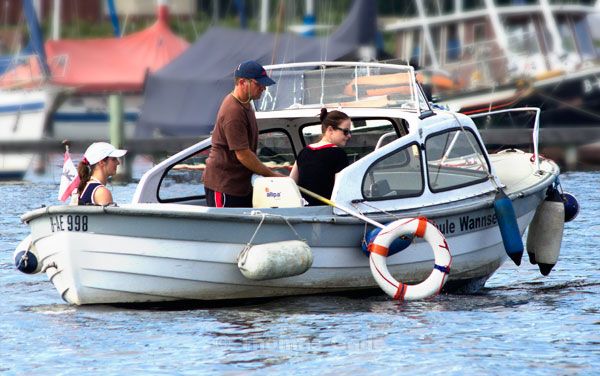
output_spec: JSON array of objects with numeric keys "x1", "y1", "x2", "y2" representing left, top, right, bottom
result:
[{"x1": 1, "y1": 16, "x2": 189, "y2": 93}]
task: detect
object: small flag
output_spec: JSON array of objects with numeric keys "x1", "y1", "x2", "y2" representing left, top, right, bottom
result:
[{"x1": 58, "y1": 150, "x2": 80, "y2": 202}]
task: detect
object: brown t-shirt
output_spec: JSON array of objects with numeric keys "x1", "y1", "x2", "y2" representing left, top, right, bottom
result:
[{"x1": 203, "y1": 94, "x2": 258, "y2": 196}]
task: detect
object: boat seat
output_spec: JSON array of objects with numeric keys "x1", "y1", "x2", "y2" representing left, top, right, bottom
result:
[{"x1": 252, "y1": 177, "x2": 304, "y2": 208}]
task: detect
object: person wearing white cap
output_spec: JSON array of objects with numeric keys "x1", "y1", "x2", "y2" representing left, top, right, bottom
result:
[{"x1": 76, "y1": 142, "x2": 127, "y2": 205}]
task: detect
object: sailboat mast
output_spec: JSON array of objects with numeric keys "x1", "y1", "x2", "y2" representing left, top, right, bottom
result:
[
  {"x1": 260, "y1": 0, "x2": 268, "y2": 33},
  {"x1": 23, "y1": 0, "x2": 50, "y2": 78},
  {"x1": 539, "y1": 0, "x2": 566, "y2": 61},
  {"x1": 303, "y1": 0, "x2": 316, "y2": 37},
  {"x1": 483, "y1": 0, "x2": 509, "y2": 54},
  {"x1": 415, "y1": 0, "x2": 440, "y2": 69},
  {"x1": 455, "y1": 0, "x2": 465, "y2": 51},
  {"x1": 107, "y1": 0, "x2": 121, "y2": 37},
  {"x1": 51, "y1": 0, "x2": 61, "y2": 40}
]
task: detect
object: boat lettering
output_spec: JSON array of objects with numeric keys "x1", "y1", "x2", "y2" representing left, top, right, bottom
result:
[
  {"x1": 583, "y1": 78, "x2": 600, "y2": 94},
  {"x1": 459, "y1": 213, "x2": 497, "y2": 231},
  {"x1": 50, "y1": 215, "x2": 88, "y2": 232},
  {"x1": 431, "y1": 213, "x2": 497, "y2": 235},
  {"x1": 49, "y1": 215, "x2": 64, "y2": 232}
]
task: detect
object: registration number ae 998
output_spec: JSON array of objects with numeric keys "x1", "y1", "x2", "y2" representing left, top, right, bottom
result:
[{"x1": 49, "y1": 215, "x2": 88, "y2": 232}]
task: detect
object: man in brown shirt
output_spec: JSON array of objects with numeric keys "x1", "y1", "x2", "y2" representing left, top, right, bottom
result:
[{"x1": 203, "y1": 60, "x2": 284, "y2": 207}]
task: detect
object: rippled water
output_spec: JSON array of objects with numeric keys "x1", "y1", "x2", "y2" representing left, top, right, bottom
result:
[{"x1": 1, "y1": 159, "x2": 598, "y2": 375}]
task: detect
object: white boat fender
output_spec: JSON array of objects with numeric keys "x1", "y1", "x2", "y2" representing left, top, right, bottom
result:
[
  {"x1": 13, "y1": 235, "x2": 41, "y2": 274},
  {"x1": 237, "y1": 240, "x2": 313, "y2": 281},
  {"x1": 369, "y1": 217, "x2": 452, "y2": 301},
  {"x1": 526, "y1": 186, "x2": 564, "y2": 276}
]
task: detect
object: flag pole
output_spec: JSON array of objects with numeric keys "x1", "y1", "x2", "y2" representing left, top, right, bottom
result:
[
  {"x1": 61, "y1": 139, "x2": 70, "y2": 153},
  {"x1": 58, "y1": 139, "x2": 80, "y2": 203}
]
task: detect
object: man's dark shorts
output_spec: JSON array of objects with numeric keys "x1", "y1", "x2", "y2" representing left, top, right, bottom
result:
[{"x1": 205, "y1": 187, "x2": 253, "y2": 208}]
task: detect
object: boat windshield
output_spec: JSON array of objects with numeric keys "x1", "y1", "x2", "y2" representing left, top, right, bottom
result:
[{"x1": 256, "y1": 62, "x2": 429, "y2": 113}]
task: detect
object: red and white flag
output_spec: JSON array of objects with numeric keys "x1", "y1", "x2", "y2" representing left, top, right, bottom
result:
[{"x1": 58, "y1": 151, "x2": 80, "y2": 202}]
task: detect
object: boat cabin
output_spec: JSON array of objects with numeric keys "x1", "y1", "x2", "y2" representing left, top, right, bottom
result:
[{"x1": 133, "y1": 62, "x2": 498, "y2": 215}]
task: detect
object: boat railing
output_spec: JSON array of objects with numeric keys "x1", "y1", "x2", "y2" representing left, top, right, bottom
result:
[
  {"x1": 0, "y1": 53, "x2": 67, "y2": 89},
  {"x1": 470, "y1": 107, "x2": 541, "y2": 171}
]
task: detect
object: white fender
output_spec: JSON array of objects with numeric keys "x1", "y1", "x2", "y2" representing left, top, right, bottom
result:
[
  {"x1": 526, "y1": 200, "x2": 564, "y2": 276},
  {"x1": 369, "y1": 217, "x2": 452, "y2": 301},
  {"x1": 238, "y1": 240, "x2": 313, "y2": 280}
]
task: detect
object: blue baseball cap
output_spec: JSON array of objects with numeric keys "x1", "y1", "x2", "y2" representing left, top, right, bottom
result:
[{"x1": 234, "y1": 60, "x2": 276, "y2": 86}]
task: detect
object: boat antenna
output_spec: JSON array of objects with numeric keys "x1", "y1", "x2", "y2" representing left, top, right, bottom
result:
[{"x1": 270, "y1": 0, "x2": 285, "y2": 65}]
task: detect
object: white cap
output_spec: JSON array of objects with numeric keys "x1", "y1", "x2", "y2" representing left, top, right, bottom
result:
[{"x1": 83, "y1": 142, "x2": 127, "y2": 165}]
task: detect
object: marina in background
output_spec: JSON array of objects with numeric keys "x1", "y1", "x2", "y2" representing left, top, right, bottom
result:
[{"x1": 1, "y1": 0, "x2": 599, "y2": 178}]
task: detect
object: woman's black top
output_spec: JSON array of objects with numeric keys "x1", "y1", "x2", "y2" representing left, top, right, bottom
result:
[{"x1": 296, "y1": 144, "x2": 348, "y2": 206}]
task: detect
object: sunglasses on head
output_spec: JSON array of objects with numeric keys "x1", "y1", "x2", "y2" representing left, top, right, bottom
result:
[{"x1": 333, "y1": 125, "x2": 352, "y2": 136}]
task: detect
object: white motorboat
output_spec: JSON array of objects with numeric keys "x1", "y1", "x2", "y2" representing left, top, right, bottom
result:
[{"x1": 15, "y1": 62, "x2": 565, "y2": 305}]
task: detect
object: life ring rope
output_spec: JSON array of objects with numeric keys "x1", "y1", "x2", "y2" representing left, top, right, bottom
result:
[{"x1": 368, "y1": 217, "x2": 452, "y2": 301}]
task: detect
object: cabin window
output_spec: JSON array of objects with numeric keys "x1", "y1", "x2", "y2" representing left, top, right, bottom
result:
[
  {"x1": 257, "y1": 130, "x2": 296, "y2": 175},
  {"x1": 362, "y1": 143, "x2": 423, "y2": 200},
  {"x1": 573, "y1": 17, "x2": 596, "y2": 60},
  {"x1": 157, "y1": 147, "x2": 211, "y2": 202},
  {"x1": 446, "y1": 25, "x2": 461, "y2": 63},
  {"x1": 464, "y1": 0, "x2": 484, "y2": 10},
  {"x1": 301, "y1": 118, "x2": 401, "y2": 163},
  {"x1": 557, "y1": 17, "x2": 577, "y2": 53},
  {"x1": 425, "y1": 129, "x2": 489, "y2": 192}
]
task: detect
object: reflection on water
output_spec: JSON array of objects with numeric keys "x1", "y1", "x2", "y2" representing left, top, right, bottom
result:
[{"x1": 0, "y1": 164, "x2": 598, "y2": 375}]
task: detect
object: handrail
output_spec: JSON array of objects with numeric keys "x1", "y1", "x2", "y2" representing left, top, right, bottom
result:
[{"x1": 469, "y1": 107, "x2": 541, "y2": 171}]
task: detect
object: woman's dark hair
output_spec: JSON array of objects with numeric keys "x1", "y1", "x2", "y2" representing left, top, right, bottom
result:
[
  {"x1": 77, "y1": 160, "x2": 92, "y2": 196},
  {"x1": 320, "y1": 108, "x2": 350, "y2": 134}
]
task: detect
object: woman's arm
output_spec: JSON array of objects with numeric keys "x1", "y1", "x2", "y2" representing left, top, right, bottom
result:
[
  {"x1": 289, "y1": 162, "x2": 299, "y2": 183},
  {"x1": 93, "y1": 186, "x2": 114, "y2": 206}
]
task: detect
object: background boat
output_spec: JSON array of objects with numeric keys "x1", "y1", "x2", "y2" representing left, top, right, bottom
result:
[
  {"x1": 0, "y1": 1, "x2": 62, "y2": 180},
  {"x1": 382, "y1": 0, "x2": 600, "y2": 167}
]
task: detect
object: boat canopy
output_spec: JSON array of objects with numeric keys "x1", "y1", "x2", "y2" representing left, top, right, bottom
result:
[
  {"x1": 0, "y1": 10, "x2": 189, "y2": 92},
  {"x1": 257, "y1": 62, "x2": 432, "y2": 115}
]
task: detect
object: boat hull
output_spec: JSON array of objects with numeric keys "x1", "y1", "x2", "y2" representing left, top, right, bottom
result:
[
  {"x1": 0, "y1": 89, "x2": 57, "y2": 180},
  {"x1": 26, "y1": 190, "x2": 542, "y2": 305}
]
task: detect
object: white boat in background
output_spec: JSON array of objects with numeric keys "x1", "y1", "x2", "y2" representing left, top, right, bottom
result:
[
  {"x1": 0, "y1": 1, "x2": 62, "y2": 180},
  {"x1": 50, "y1": 94, "x2": 141, "y2": 141},
  {"x1": 15, "y1": 62, "x2": 567, "y2": 305},
  {"x1": 383, "y1": 0, "x2": 600, "y2": 149},
  {"x1": 44, "y1": 0, "x2": 187, "y2": 141},
  {"x1": 0, "y1": 86, "x2": 58, "y2": 180}
]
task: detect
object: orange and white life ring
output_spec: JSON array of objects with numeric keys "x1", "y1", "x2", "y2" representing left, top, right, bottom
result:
[{"x1": 369, "y1": 217, "x2": 452, "y2": 301}]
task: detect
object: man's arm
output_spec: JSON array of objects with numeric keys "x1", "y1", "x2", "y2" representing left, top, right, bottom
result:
[{"x1": 235, "y1": 149, "x2": 285, "y2": 177}]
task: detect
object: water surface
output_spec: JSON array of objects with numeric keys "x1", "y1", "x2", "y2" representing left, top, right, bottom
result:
[{"x1": 1, "y1": 160, "x2": 598, "y2": 375}]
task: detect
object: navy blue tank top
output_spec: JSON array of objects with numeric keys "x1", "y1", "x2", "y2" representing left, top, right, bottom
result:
[{"x1": 78, "y1": 182, "x2": 103, "y2": 205}]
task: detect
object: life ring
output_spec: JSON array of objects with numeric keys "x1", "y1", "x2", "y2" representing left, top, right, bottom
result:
[{"x1": 368, "y1": 217, "x2": 452, "y2": 301}]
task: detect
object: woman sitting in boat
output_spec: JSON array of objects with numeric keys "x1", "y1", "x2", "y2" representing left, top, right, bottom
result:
[
  {"x1": 77, "y1": 142, "x2": 127, "y2": 206},
  {"x1": 290, "y1": 108, "x2": 351, "y2": 206}
]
